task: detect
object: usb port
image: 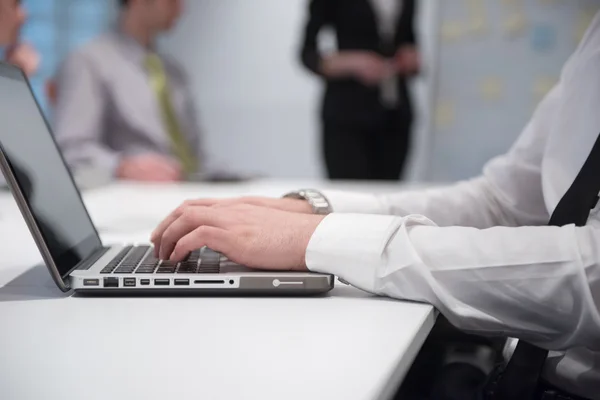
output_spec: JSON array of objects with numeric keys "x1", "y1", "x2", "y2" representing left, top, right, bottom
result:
[
  {"x1": 154, "y1": 279, "x2": 170, "y2": 286},
  {"x1": 124, "y1": 278, "x2": 136, "y2": 287},
  {"x1": 103, "y1": 277, "x2": 119, "y2": 288},
  {"x1": 140, "y1": 279, "x2": 150, "y2": 286},
  {"x1": 83, "y1": 279, "x2": 99, "y2": 286},
  {"x1": 174, "y1": 279, "x2": 190, "y2": 286}
]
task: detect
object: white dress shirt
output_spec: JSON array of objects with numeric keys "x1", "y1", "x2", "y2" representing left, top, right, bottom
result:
[
  {"x1": 369, "y1": 0, "x2": 402, "y2": 107},
  {"x1": 306, "y1": 12, "x2": 600, "y2": 399}
]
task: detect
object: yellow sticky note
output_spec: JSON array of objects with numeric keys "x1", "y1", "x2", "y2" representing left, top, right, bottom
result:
[
  {"x1": 480, "y1": 77, "x2": 504, "y2": 101},
  {"x1": 468, "y1": 15, "x2": 487, "y2": 35},
  {"x1": 533, "y1": 76, "x2": 557, "y2": 99},
  {"x1": 466, "y1": 0, "x2": 487, "y2": 35},
  {"x1": 435, "y1": 101, "x2": 456, "y2": 129},
  {"x1": 532, "y1": 76, "x2": 557, "y2": 111},
  {"x1": 504, "y1": 14, "x2": 527, "y2": 38},
  {"x1": 441, "y1": 22, "x2": 465, "y2": 42}
]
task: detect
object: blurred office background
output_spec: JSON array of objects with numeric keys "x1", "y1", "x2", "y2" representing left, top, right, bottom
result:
[{"x1": 20, "y1": 0, "x2": 600, "y2": 182}]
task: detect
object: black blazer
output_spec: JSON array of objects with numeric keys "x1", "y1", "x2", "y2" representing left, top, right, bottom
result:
[{"x1": 300, "y1": 0, "x2": 417, "y2": 124}]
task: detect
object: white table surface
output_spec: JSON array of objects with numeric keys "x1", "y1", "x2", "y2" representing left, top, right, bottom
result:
[{"x1": 0, "y1": 180, "x2": 436, "y2": 400}]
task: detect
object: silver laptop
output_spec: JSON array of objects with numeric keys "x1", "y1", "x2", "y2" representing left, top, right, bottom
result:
[{"x1": 0, "y1": 62, "x2": 334, "y2": 295}]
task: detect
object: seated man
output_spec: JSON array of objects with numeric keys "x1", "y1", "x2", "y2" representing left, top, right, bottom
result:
[
  {"x1": 150, "y1": 12, "x2": 600, "y2": 400},
  {"x1": 53, "y1": 0, "x2": 208, "y2": 183}
]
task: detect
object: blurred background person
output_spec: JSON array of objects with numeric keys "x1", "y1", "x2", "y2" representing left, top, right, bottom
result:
[
  {"x1": 299, "y1": 0, "x2": 419, "y2": 181},
  {"x1": 52, "y1": 0, "x2": 206, "y2": 183},
  {"x1": 0, "y1": 0, "x2": 39, "y2": 77}
]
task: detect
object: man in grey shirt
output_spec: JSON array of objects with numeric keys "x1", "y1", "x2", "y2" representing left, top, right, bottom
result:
[{"x1": 54, "y1": 0, "x2": 207, "y2": 183}]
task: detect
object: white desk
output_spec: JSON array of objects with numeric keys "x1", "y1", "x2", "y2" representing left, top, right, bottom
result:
[{"x1": 0, "y1": 181, "x2": 436, "y2": 400}]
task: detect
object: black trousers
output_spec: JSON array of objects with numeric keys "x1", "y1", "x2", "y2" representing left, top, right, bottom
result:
[{"x1": 322, "y1": 108, "x2": 412, "y2": 180}]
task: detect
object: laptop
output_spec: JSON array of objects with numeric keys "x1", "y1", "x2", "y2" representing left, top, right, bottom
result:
[{"x1": 0, "y1": 61, "x2": 334, "y2": 295}]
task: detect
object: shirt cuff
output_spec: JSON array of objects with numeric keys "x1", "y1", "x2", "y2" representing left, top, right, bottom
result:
[
  {"x1": 321, "y1": 190, "x2": 388, "y2": 214},
  {"x1": 305, "y1": 213, "x2": 403, "y2": 292}
]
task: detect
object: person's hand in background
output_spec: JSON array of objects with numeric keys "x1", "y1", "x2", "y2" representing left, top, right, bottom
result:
[
  {"x1": 151, "y1": 203, "x2": 325, "y2": 270},
  {"x1": 394, "y1": 45, "x2": 420, "y2": 76},
  {"x1": 5, "y1": 42, "x2": 40, "y2": 77},
  {"x1": 322, "y1": 51, "x2": 393, "y2": 86},
  {"x1": 116, "y1": 154, "x2": 182, "y2": 182}
]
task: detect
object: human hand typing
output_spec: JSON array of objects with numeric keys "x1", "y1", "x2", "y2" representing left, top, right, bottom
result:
[{"x1": 150, "y1": 203, "x2": 326, "y2": 271}]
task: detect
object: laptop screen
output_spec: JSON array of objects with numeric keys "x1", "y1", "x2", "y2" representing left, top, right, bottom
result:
[{"x1": 0, "y1": 63, "x2": 102, "y2": 278}]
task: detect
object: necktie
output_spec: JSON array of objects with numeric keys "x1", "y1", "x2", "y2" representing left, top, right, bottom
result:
[
  {"x1": 493, "y1": 133, "x2": 600, "y2": 399},
  {"x1": 145, "y1": 53, "x2": 197, "y2": 176}
]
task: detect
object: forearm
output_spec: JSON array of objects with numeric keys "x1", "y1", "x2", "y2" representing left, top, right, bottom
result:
[
  {"x1": 319, "y1": 52, "x2": 362, "y2": 79},
  {"x1": 307, "y1": 215, "x2": 600, "y2": 351}
]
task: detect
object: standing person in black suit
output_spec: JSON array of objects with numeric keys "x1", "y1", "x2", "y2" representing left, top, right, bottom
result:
[{"x1": 300, "y1": 0, "x2": 419, "y2": 181}]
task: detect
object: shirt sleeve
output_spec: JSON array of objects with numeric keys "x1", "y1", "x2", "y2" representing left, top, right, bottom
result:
[
  {"x1": 307, "y1": 214, "x2": 600, "y2": 351},
  {"x1": 53, "y1": 52, "x2": 121, "y2": 177}
]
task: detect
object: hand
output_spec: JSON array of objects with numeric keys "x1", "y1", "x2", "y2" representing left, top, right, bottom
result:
[
  {"x1": 324, "y1": 51, "x2": 392, "y2": 86},
  {"x1": 395, "y1": 46, "x2": 420, "y2": 76},
  {"x1": 150, "y1": 203, "x2": 326, "y2": 271},
  {"x1": 5, "y1": 43, "x2": 40, "y2": 77},
  {"x1": 116, "y1": 154, "x2": 182, "y2": 182}
]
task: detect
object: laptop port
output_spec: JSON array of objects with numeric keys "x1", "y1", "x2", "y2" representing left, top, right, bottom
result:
[
  {"x1": 83, "y1": 279, "x2": 99, "y2": 287},
  {"x1": 174, "y1": 279, "x2": 190, "y2": 286},
  {"x1": 140, "y1": 279, "x2": 150, "y2": 286},
  {"x1": 194, "y1": 280, "x2": 225, "y2": 285},
  {"x1": 124, "y1": 278, "x2": 136, "y2": 287},
  {"x1": 103, "y1": 277, "x2": 119, "y2": 288},
  {"x1": 154, "y1": 279, "x2": 170, "y2": 286}
]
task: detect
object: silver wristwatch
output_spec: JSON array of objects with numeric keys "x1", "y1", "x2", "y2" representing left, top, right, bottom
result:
[{"x1": 283, "y1": 189, "x2": 332, "y2": 215}]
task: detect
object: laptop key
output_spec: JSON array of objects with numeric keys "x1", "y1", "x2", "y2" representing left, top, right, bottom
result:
[
  {"x1": 156, "y1": 268, "x2": 176, "y2": 274},
  {"x1": 160, "y1": 260, "x2": 178, "y2": 268},
  {"x1": 198, "y1": 265, "x2": 220, "y2": 274}
]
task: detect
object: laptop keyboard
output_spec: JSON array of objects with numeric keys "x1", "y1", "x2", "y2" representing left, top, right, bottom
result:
[{"x1": 100, "y1": 245, "x2": 221, "y2": 274}]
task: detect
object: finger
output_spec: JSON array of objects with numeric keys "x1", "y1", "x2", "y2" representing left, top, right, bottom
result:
[
  {"x1": 170, "y1": 226, "x2": 233, "y2": 262},
  {"x1": 159, "y1": 207, "x2": 228, "y2": 260},
  {"x1": 151, "y1": 200, "x2": 216, "y2": 245}
]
